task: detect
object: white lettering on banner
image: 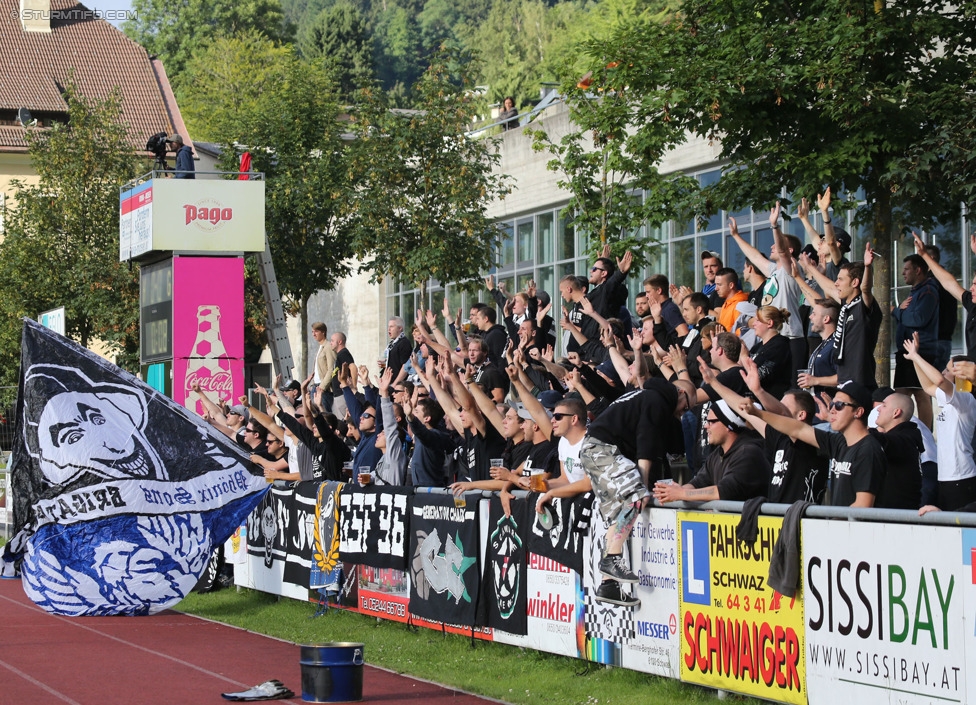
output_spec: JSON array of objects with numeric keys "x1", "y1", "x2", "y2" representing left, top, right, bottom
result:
[
  {"x1": 416, "y1": 504, "x2": 473, "y2": 523},
  {"x1": 339, "y1": 491, "x2": 408, "y2": 557},
  {"x1": 360, "y1": 595, "x2": 407, "y2": 618},
  {"x1": 33, "y1": 469, "x2": 265, "y2": 526},
  {"x1": 686, "y1": 528, "x2": 705, "y2": 596}
]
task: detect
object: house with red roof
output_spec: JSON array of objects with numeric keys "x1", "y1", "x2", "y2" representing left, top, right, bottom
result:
[{"x1": 0, "y1": 0, "x2": 191, "y2": 226}]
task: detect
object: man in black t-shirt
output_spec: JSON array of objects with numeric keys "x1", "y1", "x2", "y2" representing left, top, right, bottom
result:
[
  {"x1": 329, "y1": 331, "x2": 355, "y2": 419},
  {"x1": 580, "y1": 379, "x2": 694, "y2": 607},
  {"x1": 741, "y1": 381, "x2": 885, "y2": 507},
  {"x1": 870, "y1": 392, "x2": 923, "y2": 510}
]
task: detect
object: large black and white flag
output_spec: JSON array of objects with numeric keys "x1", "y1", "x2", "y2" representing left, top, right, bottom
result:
[
  {"x1": 338, "y1": 486, "x2": 411, "y2": 570},
  {"x1": 408, "y1": 493, "x2": 480, "y2": 627},
  {"x1": 528, "y1": 492, "x2": 593, "y2": 574},
  {"x1": 7, "y1": 320, "x2": 267, "y2": 616},
  {"x1": 481, "y1": 495, "x2": 530, "y2": 635}
]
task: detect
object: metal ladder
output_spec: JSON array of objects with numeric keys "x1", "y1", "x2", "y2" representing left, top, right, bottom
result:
[{"x1": 255, "y1": 239, "x2": 294, "y2": 380}]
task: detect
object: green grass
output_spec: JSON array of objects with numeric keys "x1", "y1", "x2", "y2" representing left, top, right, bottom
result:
[{"x1": 176, "y1": 588, "x2": 757, "y2": 705}]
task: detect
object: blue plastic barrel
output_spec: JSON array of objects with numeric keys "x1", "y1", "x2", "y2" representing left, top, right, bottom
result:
[{"x1": 300, "y1": 643, "x2": 364, "y2": 703}]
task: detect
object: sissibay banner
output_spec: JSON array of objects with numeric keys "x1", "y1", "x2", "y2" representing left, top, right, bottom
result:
[
  {"x1": 804, "y1": 520, "x2": 965, "y2": 704},
  {"x1": 677, "y1": 511, "x2": 805, "y2": 704}
]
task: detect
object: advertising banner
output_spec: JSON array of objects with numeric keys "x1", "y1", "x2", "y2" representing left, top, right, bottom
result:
[
  {"x1": 581, "y1": 508, "x2": 636, "y2": 665},
  {"x1": 622, "y1": 508, "x2": 681, "y2": 678},
  {"x1": 172, "y1": 256, "x2": 244, "y2": 415},
  {"x1": 678, "y1": 511, "x2": 805, "y2": 704},
  {"x1": 805, "y1": 520, "x2": 965, "y2": 704},
  {"x1": 338, "y1": 485, "x2": 411, "y2": 570},
  {"x1": 120, "y1": 179, "x2": 264, "y2": 261}
]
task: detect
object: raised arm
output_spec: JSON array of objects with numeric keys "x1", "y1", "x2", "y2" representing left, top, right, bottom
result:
[
  {"x1": 507, "y1": 364, "x2": 553, "y2": 437},
  {"x1": 729, "y1": 216, "x2": 772, "y2": 278},
  {"x1": 903, "y1": 334, "x2": 951, "y2": 398},
  {"x1": 798, "y1": 252, "x2": 840, "y2": 304},
  {"x1": 740, "y1": 399, "x2": 818, "y2": 448},
  {"x1": 465, "y1": 369, "x2": 507, "y2": 436},
  {"x1": 795, "y1": 197, "x2": 821, "y2": 244},
  {"x1": 818, "y1": 188, "x2": 844, "y2": 267},
  {"x1": 914, "y1": 232, "x2": 966, "y2": 301},
  {"x1": 770, "y1": 202, "x2": 794, "y2": 271},
  {"x1": 244, "y1": 395, "x2": 285, "y2": 441},
  {"x1": 861, "y1": 242, "x2": 876, "y2": 308},
  {"x1": 793, "y1": 254, "x2": 826, "y2": 304}
]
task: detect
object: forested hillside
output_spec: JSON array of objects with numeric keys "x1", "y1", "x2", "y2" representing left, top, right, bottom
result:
[{"x1": 125, "y1": 0, "x2": 675, "y2": 112}]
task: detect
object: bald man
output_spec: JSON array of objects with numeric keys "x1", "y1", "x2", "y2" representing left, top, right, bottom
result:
[{"x1": 870, "y1": 392, "x2": 923, "y2": 509}]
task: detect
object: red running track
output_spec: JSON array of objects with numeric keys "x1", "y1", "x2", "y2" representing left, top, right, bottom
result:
[{"x1": 0, "y1": 578, "x2": 501, "y2": 705}]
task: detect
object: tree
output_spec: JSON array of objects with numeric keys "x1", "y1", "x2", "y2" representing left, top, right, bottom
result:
[
  {"x1": 123, "y1": 0, "x2": 293, "y2": 89},
  {"x1": 529, "y1": 65, "x2": 695, "y2": 263},
  {"x1": 298, "y1": 2, "x2": 375, "y2": 97},
  {"x1": 348, "y1": 50, "x2": 511, "y2": 298},
  {"x1": 593, "y1": 0, "x2": 976, "y2": 383},
  {"x1": 0, "y1": 86, "x2": 140, "y2": 387},
  {"x1": 181, "y1": 37, "x2": 356, "y2": 376}
]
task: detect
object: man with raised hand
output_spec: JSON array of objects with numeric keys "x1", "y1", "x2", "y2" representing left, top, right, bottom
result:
[
  {"x1": 728, "y1": 205, "x2": 805, "y2": 380},
  {"x1": 738, "y1": 381, "x2": 886, "y2": 508}
]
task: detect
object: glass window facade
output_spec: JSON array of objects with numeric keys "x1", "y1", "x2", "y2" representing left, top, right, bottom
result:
[{"x1": 386, "y1": 168, "x2": 976, "y2": 354}]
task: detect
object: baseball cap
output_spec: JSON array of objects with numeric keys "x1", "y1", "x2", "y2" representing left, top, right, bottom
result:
[
  {"x1": 166, "y1": 133, "x2": 183, "y2": 144},
  {"x1": 701, "y1": 250, "x2": 722, "y2": 261},
  {"x1": 833, "y1": 228, "x2": 852, "y2": 253},
  {"x1": 836, "y1": 380, "x2": 872, "y2": 412}
]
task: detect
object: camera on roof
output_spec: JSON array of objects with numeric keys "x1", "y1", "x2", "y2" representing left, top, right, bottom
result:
[{"x1": 145, "y1": 132, "x2": 169, "y2": 160}]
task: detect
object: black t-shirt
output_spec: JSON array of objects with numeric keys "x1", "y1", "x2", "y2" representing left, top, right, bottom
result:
[
  {"x1": 833, "y1": 295, "x2": 883, "y2": 388},
  {"x1": 520, "y1": 439, "x2": 558, "y2": 478},
  {"x1": 701, "y1": 365, "x2": 749, "y2": 402},
  {"x1": 962, "y1": 291, "x2": 976, "y2": 354},
  {"x1": 751, "y1": 335, "x2": 793, "y2": 398},
  {"x1": 765, "y1": 427, "x2": 828, "y2": 504},
  {"x1": 871, "y1": 423, "x2": 923, "y2": 510},
  {"x1": 815, "y1": 428, "x2": 886, "y2": 507},
  {"x1": 462, "y1": 423, "x2": 507, "y2": 482},
  {"x1": 505, "y1": 439, "x2": 533, "y2": 472},
  {"x1": 331, "y1": 348, "x2": 355, "y2": 396}
]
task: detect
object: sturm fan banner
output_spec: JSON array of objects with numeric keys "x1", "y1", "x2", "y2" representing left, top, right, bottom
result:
[
  {"x1": 408, "y1": 493, "x2": 480, "y2": 626},
  {"x1": 7, "y1": 320, "x2": 268, "y2": 616},
  {"x1": 338, "y1": 485, "x2": 410, "y2": 570},
  {"x1": 482, "y1": 495, "x2": 530, "y2": 635},
  {"x1": 282, "y1": 482, "x2": 319, "y2": 589},
  {"x1": 528, "y1": 492, "x2": 593, "y2": 574},
  {"x1": 309, "y1": 481, "x2": 343, "y2": 590}
]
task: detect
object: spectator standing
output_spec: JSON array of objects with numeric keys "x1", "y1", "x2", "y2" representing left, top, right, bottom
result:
[
  {"x1": 385, "y1": 317, "x2": 413, "y2": 383},
  {"x1": 701, "y1": 251, "x2": 725, "y2": 310},
  {"x1": 892, "y1": 254, "x2": 940, "y2": 428},
  {"x1": 311, "y1": 322, "x2": 336, "y2": 409},
  {"x1": 329, "y1": 332, "x2": 354, "y2": 419},
  {"x1": 167, "y1": 134, "x2": 195, "y2": 179}
]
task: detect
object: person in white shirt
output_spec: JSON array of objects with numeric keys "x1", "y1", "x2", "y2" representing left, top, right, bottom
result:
[
  {"x1": 536, "y1": 397, "x2": 590, "y2": 510},
  {"x1": 903, "y1": 335, "x2": 976, "y2": 510}
]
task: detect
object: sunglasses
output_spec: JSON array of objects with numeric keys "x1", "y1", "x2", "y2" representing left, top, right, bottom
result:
[
  {"x1": 361, "y1": 412, "x2": 375, "y2": 420},
  {"x1": 829, "y1": 400, "x2": 857, "y2": 411},
  {"x1": 591, "y1": 266, "x2": 606, "y2": 273},
  {"x1": 702, "y1": 417, "x2": 720, "y2": 427},
  {"x1": 551, "y1": 412, "x2": 571, "y2": 421}
]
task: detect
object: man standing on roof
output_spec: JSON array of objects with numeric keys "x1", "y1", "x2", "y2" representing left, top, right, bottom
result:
[{"x1": 167, "y1": 134, "x2": 195, "y2": 179}]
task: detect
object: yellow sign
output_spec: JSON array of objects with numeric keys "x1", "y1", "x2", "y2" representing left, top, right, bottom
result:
[{"x1": 677, "y1": 511, "x2": 805, "y2": 704}]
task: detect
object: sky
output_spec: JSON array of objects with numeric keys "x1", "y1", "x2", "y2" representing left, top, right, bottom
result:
[{"x1": 88, "y1": 0, "x2": 135, "y2": 28}]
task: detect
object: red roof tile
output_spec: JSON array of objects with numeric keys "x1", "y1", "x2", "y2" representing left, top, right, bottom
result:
[{"x1": 0, "y1": 0, "x2": 188, "y2": 153}]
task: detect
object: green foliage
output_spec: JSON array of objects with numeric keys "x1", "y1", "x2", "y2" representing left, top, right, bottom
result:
[
  {"x1": 587, "y1": 0, "x2": 976, "y2": 380},
  {"x1": 0, "y1": 86, "x2": 140, "y2": 384},
  {"x1": 298, "y1": 2, "x2": 375, "y2": 97},
  {"x1": 463, "y1": 0, "x2": 590, "y2": 107},
  {"x1": 348, "y1": 49, "x2": 510, "y2": 292},
  {"x1": 123, "y1": 0, "x2": 293, "y2": 90},
  {"x1": 529, "y1": 66, "x2": 695, "y2": 264},
  {"x1": 181, "y1": 36, "x2": 356, "y2": 370}
]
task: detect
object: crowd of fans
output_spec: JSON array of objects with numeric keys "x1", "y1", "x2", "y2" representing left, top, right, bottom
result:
[{"x1": 191, "y1": 189, "x2": 976, "y2": 607}]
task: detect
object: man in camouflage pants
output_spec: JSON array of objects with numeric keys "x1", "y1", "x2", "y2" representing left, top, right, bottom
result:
[{"x1": 580, "y1": 378, "x2": 693, "y2": 606}]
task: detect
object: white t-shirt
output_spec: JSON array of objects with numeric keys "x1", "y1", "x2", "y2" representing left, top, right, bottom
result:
[
  {"x1": 935, "y1": 387, "x2": 976, "y2": 481},
  {"x1": 558, "y1": 435, "x2": 586, "y2": 483}
]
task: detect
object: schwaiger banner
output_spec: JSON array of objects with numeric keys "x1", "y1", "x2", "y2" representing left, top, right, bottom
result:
[
  {"x1": 338, "y1": 485, "x2": 411, "y2": 570},
  {"x1": 7, "y1": 320, "x2": 267, "y2": 616},
  {"x1": 408, "y1": 493, "x2": 481, "y2": 627}
]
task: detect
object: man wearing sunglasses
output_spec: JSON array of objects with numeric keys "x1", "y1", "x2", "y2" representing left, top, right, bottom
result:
[{"x1": 738, "y1": 381, "x2": 885, "y2": 508}]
